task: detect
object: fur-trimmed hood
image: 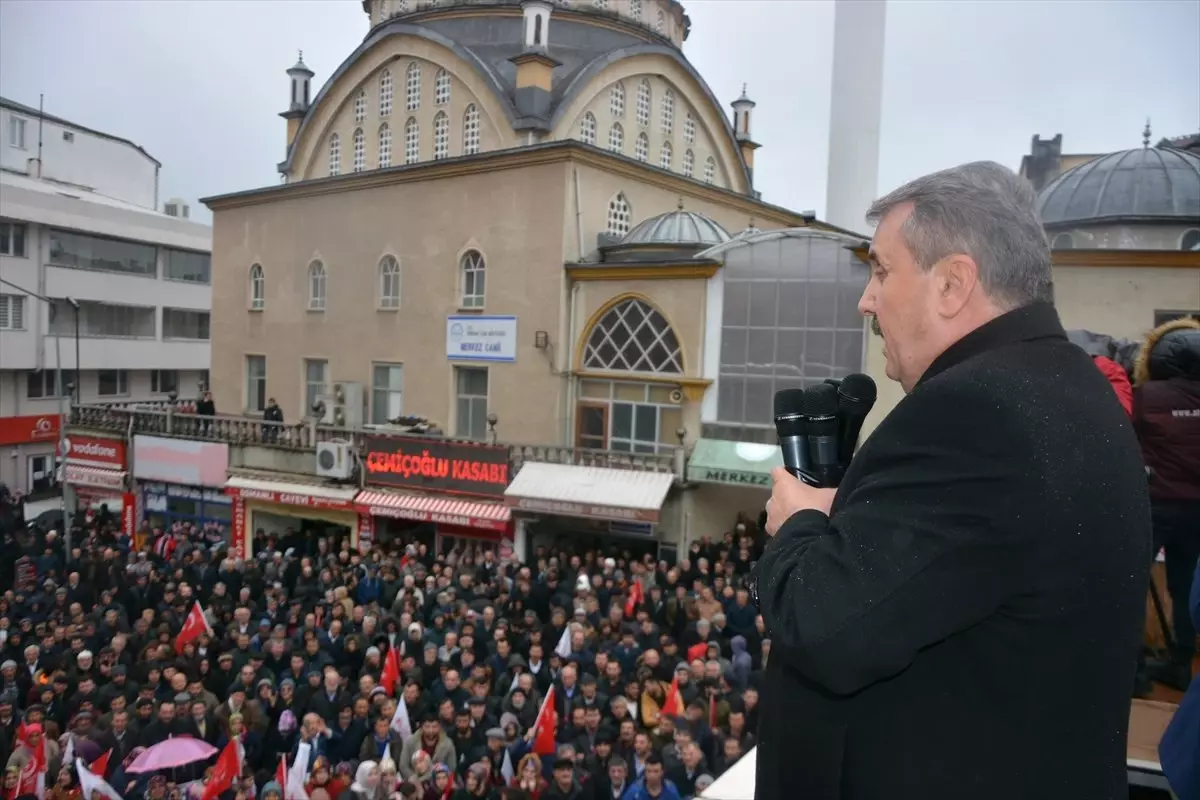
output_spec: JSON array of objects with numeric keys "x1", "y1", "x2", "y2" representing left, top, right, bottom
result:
[{"x1": 1133, "y1": 316, "x2": 1200, "y2": 386}]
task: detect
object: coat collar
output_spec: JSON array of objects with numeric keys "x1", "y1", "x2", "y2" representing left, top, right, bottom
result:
[{"x1": 917, "y1": 302, "x2": 1066, "y2": 388}]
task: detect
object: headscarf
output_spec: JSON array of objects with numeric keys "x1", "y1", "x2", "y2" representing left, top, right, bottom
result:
[{"x1": 350, "y1": 761, "x2": 378, "y2": 795}]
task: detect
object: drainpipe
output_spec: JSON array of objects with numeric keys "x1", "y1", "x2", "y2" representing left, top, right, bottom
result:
[
  {"x1": 34, "y1": 225, "x2": 46, "y2": 372},
  {"x1": 572, "y1": 165, "x2": 584, "y2": 260},
  {"x1": 564, "y1": 283, "x2": 580, "y2": 445}
]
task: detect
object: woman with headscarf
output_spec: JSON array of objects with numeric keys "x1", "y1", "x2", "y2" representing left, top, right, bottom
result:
[
  {"x1": 306, "y1": 756, "x2": 349, "y2": 800},
  {"x1": 451, "y1": 764, "x2": 495, "y2": 800},
  {"x1": 339, "y1": 760, "x2": 380, "y2": 800},
  {"x1": 422, "y1": 763, "x2": 454, "y2": 800}
]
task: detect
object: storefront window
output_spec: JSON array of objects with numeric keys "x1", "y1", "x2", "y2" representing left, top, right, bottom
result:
[
  {"x1": 575, "y1": 379, "x2": 681, "y2": 453},
  {"x1": 142, "y1": 482, "x2": 233, "y2": 532}
]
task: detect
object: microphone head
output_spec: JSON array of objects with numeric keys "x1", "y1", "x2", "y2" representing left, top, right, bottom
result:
[
  {"x1": 773, "y1": 388, "x2": 808, "y2": 437},
  {"x1": 837, "y1": 373, "x2": 878, "y2": 412},
  {"x1": 805, "y1": 382, "x2": 839, "y2": 418},
  {"x1": 774, "y1": 387, "x2": 807, "y2": 420}
]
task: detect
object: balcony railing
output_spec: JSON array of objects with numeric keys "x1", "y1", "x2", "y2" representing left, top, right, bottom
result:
[{"x1": 68, "y1": 404, "x2": 678, "y2": 474}]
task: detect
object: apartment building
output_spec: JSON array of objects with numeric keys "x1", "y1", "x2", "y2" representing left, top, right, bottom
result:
[{"x1": 0, "y1": 96, "x2": 211, "y2": 494}]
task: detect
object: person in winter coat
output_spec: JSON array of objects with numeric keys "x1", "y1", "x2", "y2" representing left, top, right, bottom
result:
[
  {"x1": 1093, "y1": 355, "x2": 1134, "y2": 416},
  {"x1": 618, "y1": 756, "x2": 681, "y2": 800},
  {"x1": 399, "y1": 716, "x2": 457, "y2": 781},
  {"x1": 728, "y1": 637, "x2": 752, "y2": 690},
  {"x1": 1133, "y1": 315, "x2": 1200, "y2": 691},
  {"x1": 755, "y1": 164, "x2": 1151, "y2": 800},
  {"x1": 1161, "y1": 554, "x2": 1200, "y2": 800},
  {"x1": 540, "y1": 759, "x2": 587, "y2": 800}
]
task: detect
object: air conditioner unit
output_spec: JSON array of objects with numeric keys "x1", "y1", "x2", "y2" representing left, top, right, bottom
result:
[
  {"x1": 317, "y1": 381, "x2": 366, "y2": 428},
  {"x1": 316, "y1": 441, "x2": 353, "y2": 479}
]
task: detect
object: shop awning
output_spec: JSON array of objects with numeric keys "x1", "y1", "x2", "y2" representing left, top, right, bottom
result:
[
  {"x1": 504, "y1": 463, "x2": 674, "y2": 524},
  {"x1": 686, "y1": 439, "x2": 781, "y2": 488},
  {"x1": 224, "y1": 475, "x2": 359, "y2": 511},
  {"x1": 63, "y1": 464, "x2": 128, "y2": 492},
  {"x1": 356, "y1": 489, "x2": 511, "y2": 531}
]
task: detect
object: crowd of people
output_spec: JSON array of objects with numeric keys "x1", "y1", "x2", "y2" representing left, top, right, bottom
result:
[{"x1": 0, "y1": 505, "x2": 769, "y2": 800}]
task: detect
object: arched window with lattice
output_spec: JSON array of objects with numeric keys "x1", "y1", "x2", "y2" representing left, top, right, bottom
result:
[
  {"x1": 607, "y1": 193, "x2": 631, "y2": 236},
  {"x1": 580, "y1": 112, "x2": 597, "y2": 145},
  {"x1": 583, "y1": 297, "x2": 682, "y2": 374}
]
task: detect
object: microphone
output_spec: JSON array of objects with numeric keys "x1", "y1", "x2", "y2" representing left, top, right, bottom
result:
[
  {"x1": 804, "y1": 383, "x2": 842, "y2": 487},
  {"x1": 835, "y1": 373, "x2": 878, "y2": 467},
  {"x1": 773, "y1": 388, "x2": 820, "y2": 487}
]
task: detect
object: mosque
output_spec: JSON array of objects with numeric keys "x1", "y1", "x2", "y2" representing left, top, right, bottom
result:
[{"x1": 197, "y1": 0, "x2": 1199, "y2": 548}]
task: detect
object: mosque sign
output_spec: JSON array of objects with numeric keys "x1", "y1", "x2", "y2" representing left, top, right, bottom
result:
[{"x1": 446, "y1": 315, "x2": 517, "y2": 363}]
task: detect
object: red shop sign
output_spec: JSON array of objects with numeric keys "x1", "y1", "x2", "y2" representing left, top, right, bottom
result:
[
  {"x1": 363, "y1": 435, "x2": 511, "y2": 497},
  {"x1": 0, "y1": 414, "x2": 60, "y2": 446},
  {"x1": 61, "y1": 435, "x2": 126, "y2": 469},
  {"x1": 231, "y1": 498, "x2": 247, "y2": 559},
  {"x1": 121, "y1": 492, "x2": 137, "y2": 537}
]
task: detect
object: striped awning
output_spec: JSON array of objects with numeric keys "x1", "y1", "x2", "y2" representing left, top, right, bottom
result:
[
  {"x1": 63, "y1": 464, "x2": 127, "y2": 492},
  {"x1": 355, "y1": 490, "x2": 511, "y2": 531}
]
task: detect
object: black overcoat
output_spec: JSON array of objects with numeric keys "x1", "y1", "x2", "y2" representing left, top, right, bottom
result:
[{"x1": 754, "y1": 303, "x2": 1151, "y2": 800}]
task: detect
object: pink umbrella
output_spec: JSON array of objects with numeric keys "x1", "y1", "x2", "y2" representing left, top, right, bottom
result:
[{"x1": 125, "y1": 736, "x2": 218, "y2": 773}]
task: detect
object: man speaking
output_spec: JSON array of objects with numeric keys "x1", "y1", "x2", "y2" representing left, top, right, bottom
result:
[{"x1": 754, "y1": 162, "x2": 1151, "y2": 800}]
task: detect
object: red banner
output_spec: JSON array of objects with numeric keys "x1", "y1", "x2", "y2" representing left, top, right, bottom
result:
[
  {"x1": 231, "y1": 498, "x2": 246, "y2": 560},
  {"x1": 0, "y1": 414, "x2": 59, "y2": 446},
  {"x1": 121, "y1": 493, "x2": 136, "y2": 538}
]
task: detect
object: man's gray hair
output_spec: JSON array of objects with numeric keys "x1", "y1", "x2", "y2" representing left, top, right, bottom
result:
[{"x1": 866, "y1": 161, "x2": 1054, "y2": 308}]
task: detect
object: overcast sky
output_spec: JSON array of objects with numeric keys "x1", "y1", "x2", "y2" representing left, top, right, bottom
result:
[{"x1": 1, "y1": 0, "x2": 1197, "y2": 224}]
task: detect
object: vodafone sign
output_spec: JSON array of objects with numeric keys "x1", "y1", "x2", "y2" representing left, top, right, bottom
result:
[{"x1": 61, "y1": 435, "x2": 127, "y2": 469}]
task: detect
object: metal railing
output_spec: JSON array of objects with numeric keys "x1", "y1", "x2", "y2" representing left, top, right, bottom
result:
[{"x1": 68, "y1": 404, "x2": 678, "y2": 473}]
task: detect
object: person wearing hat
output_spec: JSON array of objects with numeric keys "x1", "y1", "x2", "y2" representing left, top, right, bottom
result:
[{"x1": 481, "y1": 727, "x2": 511, "y2": 787}]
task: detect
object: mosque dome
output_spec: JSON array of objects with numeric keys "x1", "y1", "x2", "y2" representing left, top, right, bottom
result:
[
  {"x1": 620, "y1": 208, "x2": 731, "y2": 247},
  {"x1": 1037, "y1": 146, "x2": 1200, "y2": 227}
]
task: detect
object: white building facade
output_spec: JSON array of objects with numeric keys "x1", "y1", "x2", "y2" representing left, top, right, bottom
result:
[{"x1": 0, "y1": 97, "x2": 212, "y2": 495}]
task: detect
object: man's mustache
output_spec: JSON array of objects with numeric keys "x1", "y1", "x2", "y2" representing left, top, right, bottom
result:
[{"x1": 869, "y1": 316, "x2": 883, "y2": 337}]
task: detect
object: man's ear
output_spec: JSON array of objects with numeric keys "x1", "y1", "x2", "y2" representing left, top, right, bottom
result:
[{"x1": 931, "y1": 254, "x2": 979, "y2": 318}]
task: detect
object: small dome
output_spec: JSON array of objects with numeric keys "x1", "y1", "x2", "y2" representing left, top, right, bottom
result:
[
  {"x1": 1037, "y1": 146, "x2": 1200, "y2": 227},
  {"x1": 621, "y1": 209, "x2": 731, "y2": 247}
]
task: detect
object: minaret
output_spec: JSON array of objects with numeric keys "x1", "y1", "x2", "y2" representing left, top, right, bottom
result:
[
  {"x1": 280, "y1": 51, "x2": 315, "y2": 152},
  {"x1": 825, "y1": 0, "x2": 886, "y2": 233},
  {"x1": 731, "y1": 85, "x2": 760, "y2": 188},
  {"x1": 509, "y1": 0, "x2": 561, "y2": 126}
]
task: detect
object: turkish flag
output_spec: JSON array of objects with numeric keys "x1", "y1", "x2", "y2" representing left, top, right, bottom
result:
[
  {"x1": 686, "y1": 642, "x2": 708, "y2": 663},
  {"x1": 624, "y1": 580, "x2": 643, "y2": 618},
  {"x1": 381, "y1": 646, "x2": 401, "y2": 697},
  {"x1": 201, "y1": 737, "x2": 241, "y2": 800},
  {"x1": 91, "y1": 749, "x2": 113, "y2": 780},
  {"x1": 531, "y1": 685, "x2": 558, "y2": 756},
  {"x1": 175, "y1": 601, "x2": 211, "y2": 654},
  {"x1": 662, "y1": 676, "x2": 684, "y2": 718},
  {"x1": 276, "y1": 755, "x2": 287, "y2": 794},
  {"x1": 13, "y1": 756, "x2": 40, "y2": 799}
]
